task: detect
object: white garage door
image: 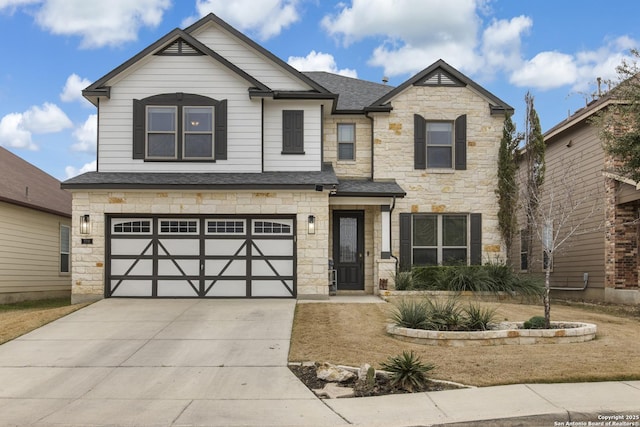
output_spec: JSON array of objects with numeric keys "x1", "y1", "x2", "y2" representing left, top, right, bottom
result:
[{"x1": 106, "y1": 216, "x2": 296, "y2": 298}]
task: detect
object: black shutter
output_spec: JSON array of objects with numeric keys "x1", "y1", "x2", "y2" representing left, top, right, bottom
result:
[
  {"x1": 399, "y1": 213, "x2": 412, "y2": 271},
  {"x1": 215, "y1": 99, "x2": 227, "y2": 160},
  {"x1": 414, "y1": 114, "x2": 426, "y2": 169},
  {"x1": 455, "y1": 114, "x2": 467, "y2": 170},
  {"x1": 132, "y1": 99, "x2": 145, "y2": 159},
  {"x1": 470, "y1": 213, "x2": 482, "y2": 265},
  {"x1": 283, "y1": 110, "x2": 304, "y2": 154}
]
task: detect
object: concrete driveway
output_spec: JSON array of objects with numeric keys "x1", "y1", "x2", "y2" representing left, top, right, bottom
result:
[{"x1": 0, "y1": 299, "x2": 345, "y2": 426}]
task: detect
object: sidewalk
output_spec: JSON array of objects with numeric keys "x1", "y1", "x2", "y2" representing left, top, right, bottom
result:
[{"x1": 324, "y1": 380, "x2": 640, "y2": 426}]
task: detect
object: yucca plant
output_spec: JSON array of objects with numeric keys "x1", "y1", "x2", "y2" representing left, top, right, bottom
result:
[
  {"x1": 393, "y1": 270, "x2": 414, "y2": 290},
  {"x1": 390, "y1": 299, "x2": 428, "y2": 329},
  {"x1": 423, "y1": 296, "x2": 465, "y2": 331},
  {"x1": 380, "y1": 350, "x2": 435, "y2": 392},
  {"x1": 463, "y1": 303, "x2": 498, "y2": 331}
]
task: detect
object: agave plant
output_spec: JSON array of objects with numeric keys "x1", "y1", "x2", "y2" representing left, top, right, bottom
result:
[{"x1": 380, "y1": 350, "x2": 436, "y2": 392}]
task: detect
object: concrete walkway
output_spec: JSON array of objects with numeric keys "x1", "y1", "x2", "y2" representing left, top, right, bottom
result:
[{"x1": 0, "y1": 298, "x2": 638, "y2": 426}]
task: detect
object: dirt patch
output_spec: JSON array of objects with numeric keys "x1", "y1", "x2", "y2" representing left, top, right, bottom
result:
[
  {"x1": 0, "y1": 302, "x2": 90, "y2": 345},
  {"x1": 289, "y1": 299, "x2": 640, "y2": 387},
  {"x1": 289, "y1": 364, "x2": 461, "y2": 397}
]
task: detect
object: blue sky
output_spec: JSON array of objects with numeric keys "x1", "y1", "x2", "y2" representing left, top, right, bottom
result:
[{"x1": 0, "y1": 0, "x2": 638, "y2": 181}]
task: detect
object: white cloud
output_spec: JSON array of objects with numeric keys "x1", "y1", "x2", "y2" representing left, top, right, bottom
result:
[
  {"x1": 0, "y1": 113, "x2": 36, "y2": 149},
  {"x1": 0, "y1": 0, "x2": 39, "y2": 11},
  {"x1": 0, "y1": 103, "x2": 72, "y2": 150},
  {"x1": 32, "y1": 0, "x2": 170, "y2": 48},
  {"x1": 481, "y1": 16, "x2": 532, "y2": 71},
  {"x1": 60, "y1": 73, "x2": 92, "y2": 104},
  {"x1": 65, "y1": 160, "x2": 96, "y2": 179},
  {"x1": 190, "y1": 0, "x2": 300, "y2": 40},
  {"x1": 510, "y1": 51, "x2": 578, "y2": 90},
  {"x1": 322, "y1": 0, "x2": 482, "y2": 77},
  {"x1": 287, "y1": 51, "x2": 357, "y2": 78},
  {"x1": 71, "y1": 114, "x2": 97, "y2": 152}
]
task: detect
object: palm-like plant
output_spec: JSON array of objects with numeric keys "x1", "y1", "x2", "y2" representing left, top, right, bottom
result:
[{"x1": 380, "y1": 350, "x2": 435, "y2": 392}]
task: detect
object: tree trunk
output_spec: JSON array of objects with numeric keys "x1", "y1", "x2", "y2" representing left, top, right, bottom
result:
[{"x1": 544, "y1": 268, "x2": 551, "y2": 328}]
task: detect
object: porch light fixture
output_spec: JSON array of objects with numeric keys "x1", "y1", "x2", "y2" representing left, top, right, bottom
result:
[
  {"x1": 80, "y1": 214, "x2": 91, "y2": 235},
  {"x1": 308, "y1": 215, "x2": 315, "y2": 234}
]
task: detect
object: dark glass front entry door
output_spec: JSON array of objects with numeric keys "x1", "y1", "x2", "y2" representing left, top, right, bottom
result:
[{"x1": 333, "y1": 211, "x2": 364, "y2": 290}]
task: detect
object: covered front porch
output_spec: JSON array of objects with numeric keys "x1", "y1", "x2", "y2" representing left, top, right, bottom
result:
[{"x1": 328, "y1": 179, "x2": 405, "y2": 295}]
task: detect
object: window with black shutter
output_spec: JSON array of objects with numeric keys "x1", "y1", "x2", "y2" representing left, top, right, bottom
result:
[
  {"x1": 132, "y1": 93, "x2": 227, "y2": 161},
  {"x1": 414, "y1": 114, "x2": 467, "y2": 170}
]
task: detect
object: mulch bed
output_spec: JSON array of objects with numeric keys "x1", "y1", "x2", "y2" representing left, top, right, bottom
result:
[{"x1": 289, "y1": 364, "x2": 462, "y2": 398}]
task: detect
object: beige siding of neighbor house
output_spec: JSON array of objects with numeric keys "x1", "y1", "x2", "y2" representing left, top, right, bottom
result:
[
  {"x1": 0, "y1": 201, "x2": 71, "y2": 302},
  {"x1": 323, "y1": 115, "x2": 372, "y2": 178},
  {"x1": 372, "y1": 84, "x2": 505, "y2": 262},
  {"x1": 69, "y1": 190, "x2": 329, "y2": 302},
  {"x1": 516, "y1": 121, "x2": 606, "y2": 300}
]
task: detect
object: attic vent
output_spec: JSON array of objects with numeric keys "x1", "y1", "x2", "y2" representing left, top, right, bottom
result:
[
  {"x1": 156, "y1": 39, "x2": 203, "y2": 56},
  {"x1": 418, "y1": 70, "x2": 463, "y2": 87}
]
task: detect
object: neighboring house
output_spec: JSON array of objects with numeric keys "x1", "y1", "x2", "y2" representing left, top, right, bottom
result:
[
  {"x1": 0, "y1": 147, "x2": 72, "y2": 303},
  {"x1": 514, "y1": 94, "x2": 640, "y2": 305},
  {"x1": 61, "y1": 13, "x2": 512, "y2": 302}
]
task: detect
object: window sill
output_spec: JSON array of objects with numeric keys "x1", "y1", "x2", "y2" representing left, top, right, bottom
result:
[
  {"x1": 143, "y1": 159, "x2": 217, "y2": 163},
  {"x1": 425, "y1": 168, "x2": 455, "y2": 174},
  {"x1": 281, "y1": 151, "x2": 306, "y2": 155},
  {"x1": 337, "y1": 160, "x2": 357, "y2": 164}
]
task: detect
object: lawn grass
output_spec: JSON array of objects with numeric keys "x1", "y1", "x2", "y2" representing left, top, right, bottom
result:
[
  {"x1": 0, "y1": 298, "x2": 90, "y2": 345},
  {"x1": 289, "y1": 297, "x2": 640, "y2": 387}
]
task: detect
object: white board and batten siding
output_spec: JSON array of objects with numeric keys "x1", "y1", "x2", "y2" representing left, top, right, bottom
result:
[
  {"x1": 0, "y1": 201, "x2": 71, "y2": 301},
  {"x1": 263, "y1": 100, "x2": 322, "y2": 172},
  {"x1": 190, "y1": 24, "x2": 311, "y2": 91},
  {"x1": 98, "y1": 54, "x2": 263, "y2": 173}
]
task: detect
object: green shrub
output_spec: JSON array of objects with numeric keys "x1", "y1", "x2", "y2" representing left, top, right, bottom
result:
[
  {"x1": 409, "y1": 263, "x2": 544, "y2": 296},
  {"x1": 380, "y1": 350, "x2": 435, "y2": 392},
  {"x1": 423, "y1": 296, "x2": 466, "y2": 331},
  {"x1": 393, "y1": 270, "x2": 414, "y2": 290},
  {"x1": 523, "y1": 316, "x2": 547, "y2": 329},
  {"x1": 463, "y1": 303, "x2": 498, "y2": 331},
  {"x1": 390, "y1": 299, "x2": 429, "y2": 329}
]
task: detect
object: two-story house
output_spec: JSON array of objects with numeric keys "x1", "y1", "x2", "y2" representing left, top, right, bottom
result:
[
  {"x1": 62, "y1": 13, "x2": 512, "y2": 303},
  {"x1": 513, "y1": 94, "x2": 640, "y2": 305}
]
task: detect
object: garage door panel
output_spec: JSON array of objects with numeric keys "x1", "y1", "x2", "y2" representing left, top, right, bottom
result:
[
  {"x1": 159, "y1": 239, "x2": 200, "y2": 256},
  {"x1": 157, "y1": 280, "x2": 199, "y2": 297},
  {"x1": 111, "y1": 259, "x2": 153, "y2": 276},
  {"x1": 251, "y1": 280, "x2": 293, "y2": 297},
  {"x1": 205, "y1": 239, "x2": 246, "y2": 256},
  {"x1": 252, "y1": 240, "x2": 293, "y2": 256},
  {"x1": 251, "y1": 260, "x2": 293, "y2": 276},
  {"x1": 111, "y1": 239, "x2": 152, "y2": 256},
  {"x1": 205, "y1": 280, "x2": 246, "y2": 297},
  {"x1": 111, "y1": 280, "x2": 152, "y2": 297},
  {"x1": 205, "y1": 259, "x2": 246, "y2": 276},
  {"x1": 158, "y1": 259, "x2": 200, "y2": 276}
]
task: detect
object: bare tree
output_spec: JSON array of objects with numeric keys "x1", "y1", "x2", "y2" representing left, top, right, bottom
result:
[{"x1": 521, "y1": 159, "x2": 601, "y2": 328}]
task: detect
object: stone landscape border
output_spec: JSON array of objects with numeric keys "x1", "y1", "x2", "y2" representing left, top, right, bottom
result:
[{"x1": 387, "y1": 321, "x2": 597, "y2": 346}]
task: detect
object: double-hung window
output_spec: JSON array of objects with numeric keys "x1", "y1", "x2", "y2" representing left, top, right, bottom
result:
[
  {"x1": 146, "y1": 105, "x2": 213, "y2": 160},
  {"x1": 337, "y1": 123, "x2": 355, "y2": 160},
  {"x1": 133, "y1": 93, "x2": 226, "y2": 162},
  {"x1": 60, "y1": 224, "x2": 70, "y2": 274},
  {"x1": 411, "y1": 214, "x2": 468, "y2": 265},
  {"x1": 426, "y1": 122, "x2": 453, "y2": 168}
]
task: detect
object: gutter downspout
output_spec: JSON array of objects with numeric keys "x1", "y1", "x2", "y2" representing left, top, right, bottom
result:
[
  {"x1": 549, "y1": 273, "x2": 589, "y2": 291},
  {"x1": 365, "y1": 112, "x2": 374, "y2": 180}
]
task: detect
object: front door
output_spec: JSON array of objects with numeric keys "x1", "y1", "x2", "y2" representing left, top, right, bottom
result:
[{"x1": 333, "y1": 211, "x2": 364, "y2": 290}]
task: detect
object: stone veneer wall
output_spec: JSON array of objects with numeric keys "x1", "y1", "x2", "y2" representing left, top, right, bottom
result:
[
  {"x1": 371, "y1": 85, "x2": 506, "y2": 264},
  {"x1": 323, "y1": 115, "x2": 372, "y2": 179},
  {"x1": 70, "y1": 189, "x2": 329, "y2": 302}
]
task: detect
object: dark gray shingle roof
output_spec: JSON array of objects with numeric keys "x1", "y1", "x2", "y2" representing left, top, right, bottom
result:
[
  {"x1": 62, "y1": 163, "x2": 338, "y2": 190},
  {"x1": 303, "y1": 72, "x2": 394, "y2": 111},
  {"x1": 334, "y1": 179, "x2": 406, "y2": 197}
]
